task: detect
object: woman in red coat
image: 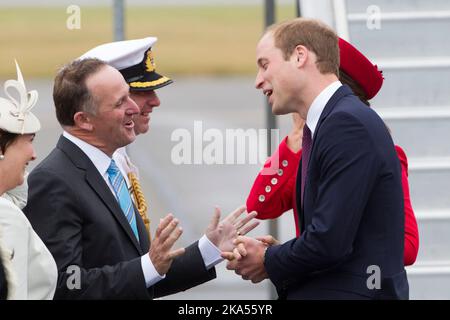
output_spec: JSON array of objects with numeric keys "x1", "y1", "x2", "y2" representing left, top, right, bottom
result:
[{"x1": 246, "y1": 38, "x2": 419, "y2": 266}]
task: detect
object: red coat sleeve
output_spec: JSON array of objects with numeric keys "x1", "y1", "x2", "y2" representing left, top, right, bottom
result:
[
  {"x1": 395, "y1": 145, "x2": 419, "y2": 266},
  {"x1": 246, "y1": 136, "x2": 301, "y2": 220},
  {"x1": 247, "y1": 140, "x2": 419, "y2": 266}
]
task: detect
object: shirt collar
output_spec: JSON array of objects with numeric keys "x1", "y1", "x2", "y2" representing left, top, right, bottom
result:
[
  {"x1": 306, "y1": 81, "x2": 342, "y2": 136},
  {"x1": 63, "y1": 131, "x2": 112, "y2": 176}
]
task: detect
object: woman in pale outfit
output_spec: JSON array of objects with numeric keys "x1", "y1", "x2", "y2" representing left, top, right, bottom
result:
[{"x1": 0, "y1": 61, "x2": 57, "y2": 299}]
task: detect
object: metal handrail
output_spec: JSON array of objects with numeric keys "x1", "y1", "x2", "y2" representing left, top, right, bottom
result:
[{"x1": 333, "y1": 0, "x2": 350, "y2": 40}]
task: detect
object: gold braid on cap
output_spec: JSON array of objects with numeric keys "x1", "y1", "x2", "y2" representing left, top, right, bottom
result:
[
  {"x1": 129, "y1": 76, "x2": 171, "y2": 88},
  {"x1": 128, "y1": 172, "x2": 151, "y2": 239},
  {"x1": 145, "y1": 50, "x2": 156, "y2": 72}
]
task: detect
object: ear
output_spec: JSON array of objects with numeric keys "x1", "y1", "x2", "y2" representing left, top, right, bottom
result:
[
  {"x1": 293, "y1": 45, "x2": 308, "y2": 67},
  {"x1": 73, "y1": 111, "x2": 94, "y2": 131}
]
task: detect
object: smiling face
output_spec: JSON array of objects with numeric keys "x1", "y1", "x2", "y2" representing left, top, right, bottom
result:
[
  {"x1": 85, "y1": 65, "x2": 140, "y2": 155},
  {"x1": 0, "y1": 133, "x2": 36, "y2": 190},
  {"x1": 254, "y1": 32, "x2": 302, "y2": 115},
  {"x1": 129, "y1": 90, "x2": 161, "y2": 135}
]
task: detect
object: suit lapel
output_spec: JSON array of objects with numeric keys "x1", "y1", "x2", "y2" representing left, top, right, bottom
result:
[
  {"x1": 296, "y1": 85, "x2": 354, "y2": 230},
  {"x1": 311, "y1": 85, "x2": 354, "y2": 150},
  {"x1": 57, "y1": 136, "x2": 143, "y2": 254},
  {"x1": 135, "y1": 209, "x2": 150, "y2": 252}
]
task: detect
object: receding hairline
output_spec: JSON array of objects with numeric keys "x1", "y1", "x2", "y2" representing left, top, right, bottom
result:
[
  {"x1": 83, "y1": 63, "x2": 114, "y2": 90},
  {"x1": 85, "y1": 64, "x2": 131, "y2": 107}
]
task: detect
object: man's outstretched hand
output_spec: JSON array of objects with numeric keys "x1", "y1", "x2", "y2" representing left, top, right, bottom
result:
[
  {"x1": 149, "y1": 213, "x2": 185, "y2": 275},
  {"x1": 205, "y1": 205, "x2": 259, "y2": 252}
]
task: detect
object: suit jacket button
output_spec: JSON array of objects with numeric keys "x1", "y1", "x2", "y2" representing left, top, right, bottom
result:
[
  {"x1": 265, "y1": 186, "x2": 271, "y2": 193},
  {"x1": 258, "y1": 195, "x2": 265, "y2": 202},
  {"x1": 271, "y1": 178, "x2": 278, "y2": 185},
  {"x1": 277, "y1": 169, "x2": 283, "y2": 176},
  {"x1": 282, "y1": 160, "x2": 288, "y2": 167}
]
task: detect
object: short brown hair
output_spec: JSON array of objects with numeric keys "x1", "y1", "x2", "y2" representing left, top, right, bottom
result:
[
  {"x1": 269, "y1": 18, "x2": 339, "y2": 76},
  {"x1": 53, "y1": 58, "x2": 107, "y2": 126}
]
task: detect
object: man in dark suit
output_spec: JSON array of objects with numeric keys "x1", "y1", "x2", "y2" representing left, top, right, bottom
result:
[
  {"x1": 223, "y1": 18, "x2": 408, "y2": 299},
  {"x1": 24, "y1": 58, "x2": 257, "y2": 299}
]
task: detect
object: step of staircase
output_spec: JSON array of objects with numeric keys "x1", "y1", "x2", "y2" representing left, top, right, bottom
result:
[
  {"x1": 382, "y1": 117, "x2": 450, "y2": 158},
  {"x1": 371, "y1": 66, "x2": 450, "y2": 108},
  {"x1": 407, "y1": 261, "x2": 450, "y2": 299},
  {"x1": 414, "y1": 213, "x2": 450, "y2": 262}
]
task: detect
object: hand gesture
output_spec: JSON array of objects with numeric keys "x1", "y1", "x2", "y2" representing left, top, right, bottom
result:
[
  {"x1": 205, "y1": 205, "x2": 259, "y2": 252},
  {"x1": 149, "y1": 213, "x2": 185, "y2": 275}
]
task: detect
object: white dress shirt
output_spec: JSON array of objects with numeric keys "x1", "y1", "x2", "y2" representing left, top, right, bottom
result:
[
  {"x1": 63, "y1": 132, "x2": 222, "y2": 288},
  {"x1": 306, "y1": 81, "x2": 342, "y2": 136}
]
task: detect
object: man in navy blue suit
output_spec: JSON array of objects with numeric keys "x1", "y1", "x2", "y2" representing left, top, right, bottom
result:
[{"x1": 223, "y1": 18, "x2": 408, "y2": 299}]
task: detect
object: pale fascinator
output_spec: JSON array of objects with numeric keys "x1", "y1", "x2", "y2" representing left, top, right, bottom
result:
[{"x1": 0, "y1": 61, "x2": 41, "y2": 134}]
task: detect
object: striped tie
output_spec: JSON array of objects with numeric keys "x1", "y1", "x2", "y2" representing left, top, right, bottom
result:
[{"x1": 107, "y1": 159, "x2": 139, "y2": 242}]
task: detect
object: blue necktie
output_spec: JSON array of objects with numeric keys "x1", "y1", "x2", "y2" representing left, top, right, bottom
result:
[
  {"x1": 301, "y1": 125, "x2": 312, "y2": 208},
  {"x1": 107, "y1": 159, "x2": 139, "y2": 242}
]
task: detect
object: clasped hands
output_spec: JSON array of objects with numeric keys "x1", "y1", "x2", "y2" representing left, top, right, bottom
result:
[
  {"x1": 221, "y1": 235, "x2": 280, "y2": 284},
  {"x1": 149, "y1": 205, "x2": 261, "y2": 276}
]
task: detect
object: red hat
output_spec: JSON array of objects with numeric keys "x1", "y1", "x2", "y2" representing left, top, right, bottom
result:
[{"x1": 339, "y1": 37, "x2": 383, "y2": 100}]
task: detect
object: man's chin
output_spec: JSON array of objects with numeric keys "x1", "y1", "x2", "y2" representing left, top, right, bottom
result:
[
  {"x1": 123, "y1": 132, "x2": 137, "y2": 145},
  {"x1": 135, "y1": 125, "x2": 150, "y2": 136},
  {"x1": 271, "y1": 102, "x2": 293, "y2": 116},
  {"x1": 272, "y1": 106, "x2": 286, "y2": 116}
]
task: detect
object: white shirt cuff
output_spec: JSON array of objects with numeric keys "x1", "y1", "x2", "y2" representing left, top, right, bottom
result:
[
  {"x1": 198, "y1": 234, "x2": 224, "y2": 269},
  {"x1": 141, "y1": 254, "x2": 166, "y2": 288}
]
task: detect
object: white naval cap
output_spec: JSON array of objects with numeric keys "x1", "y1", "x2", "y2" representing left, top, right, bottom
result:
[{"x1": 79, "y1": 36, "x2": 173, "y2": 91}]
